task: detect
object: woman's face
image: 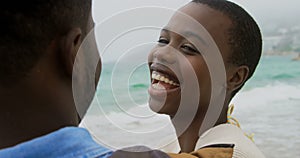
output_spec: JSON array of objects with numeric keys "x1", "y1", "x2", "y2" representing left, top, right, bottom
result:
[{"x1": 148, "y1": 3, "x2": 233, "y2": 117}]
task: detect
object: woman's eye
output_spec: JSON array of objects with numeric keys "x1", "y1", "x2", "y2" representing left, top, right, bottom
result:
[
  {"x1": 157, "y1": 38, "x2": 169, "y2": 45},
  {"x1": 181, "y1": 44, "x2": 199, "y2": 54}
]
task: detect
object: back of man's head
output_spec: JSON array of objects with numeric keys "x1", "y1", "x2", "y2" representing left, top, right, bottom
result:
[
  {"x1": 0, "y1": 0, "x2": 91, "y2": 86},
  {"x1": 0, "y1": 0, "x2": 94, "y2": 148}
]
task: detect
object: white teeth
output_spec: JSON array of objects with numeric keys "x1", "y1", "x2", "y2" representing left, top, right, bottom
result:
[
  {"x1": 164, "y1": 78, "x2": 170, "y2": 84},
  {"x1": 152, "y1": 83, "x2": 165, "y2": 90},
  {"x1": 151, "y1": 71, "x2": 179, "y2": 86},
  {"x1": 151, "y1": 73, "x2": 156, "y2": 79},
  {"x1": 155, "y1": 76, "x2": 160, "y2": 80}
]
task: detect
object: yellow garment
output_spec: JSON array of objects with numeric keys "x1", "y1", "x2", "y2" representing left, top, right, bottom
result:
[{"x1": 169, "y1": 147, "x2": 234, "y2": 158}]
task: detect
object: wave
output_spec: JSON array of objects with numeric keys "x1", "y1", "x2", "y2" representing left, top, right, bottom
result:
[
  {"x1": 231, "y1": 82, "x2": 300, "y2": 109},
  {"x1": 272, "y1": 74, "x2": 295, "y2": 80},
  {"x1": 130, "y1": 83, "x2": 149, "y2": 89}
]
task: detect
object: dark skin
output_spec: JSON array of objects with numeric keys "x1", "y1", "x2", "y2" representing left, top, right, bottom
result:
[
  {"x1": 148, "y1": 3, "x2": 249, "y2": 153},
  {"x1": 0, "y1": 12, "x2": 99, "y2": 149}
]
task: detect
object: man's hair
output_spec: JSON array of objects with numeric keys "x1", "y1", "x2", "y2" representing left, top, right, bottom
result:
[
  {"x1": 192, "y1": 0, "x2": 262, "y2": 97},
  {"x1": 0, "y1": 0, "x2": 91, "y2": 85}
]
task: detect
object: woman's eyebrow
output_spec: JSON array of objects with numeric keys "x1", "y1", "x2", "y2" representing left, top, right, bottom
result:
[
  {"x1": 161, "y1": 27, "x2": 207, "y2": 46},
  {"x1": 161, "y1": 28, "x2": 170, "y2": 34},
  {"x1": 182, "y1": 31, "x2": 207, "y2": 46}
]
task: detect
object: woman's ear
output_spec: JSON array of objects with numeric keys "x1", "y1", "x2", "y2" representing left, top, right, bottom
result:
[
  {"x1": 227, "y1": 65, "x2": 249, "y2": 92},
  {"x1": 60, "y1": 28, "x2": 83, "y2": 77}
]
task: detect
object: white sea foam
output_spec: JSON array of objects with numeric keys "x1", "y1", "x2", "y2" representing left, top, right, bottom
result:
[
  {"x1": 231, "y1": 82, "x2": 300, "y2": 158},
  {"x1": 231, "y1": 82, "x2": 300, "y2": 109},
  {"x1": 80, "y1": 106, "x2": 176, "y2": 150}
]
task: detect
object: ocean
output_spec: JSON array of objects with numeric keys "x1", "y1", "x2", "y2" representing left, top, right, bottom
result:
[{"x1": 81, "y1": 55, "x2": 300, "y2": 158}]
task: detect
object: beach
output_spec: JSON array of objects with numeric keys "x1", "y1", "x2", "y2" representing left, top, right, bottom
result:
[{"x1": 81, "y1": 55, "x2": 300, "y2": 158}]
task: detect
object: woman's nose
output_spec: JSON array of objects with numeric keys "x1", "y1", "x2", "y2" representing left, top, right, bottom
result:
[{"x1": 152, "y1": 46, "x2": 177, "y2": 64}]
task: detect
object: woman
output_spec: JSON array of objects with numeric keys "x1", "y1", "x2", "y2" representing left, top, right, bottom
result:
[{"x1": 148, "y1": 0, "x2": 265, "y2": 157}]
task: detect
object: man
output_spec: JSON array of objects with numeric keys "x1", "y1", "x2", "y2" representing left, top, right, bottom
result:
[
  {"x1": 0, "y1": 1, "x2": 172, "y2": 157},
  {"x1": 0, "y1": 0, "x2": 113, "y2": 157}
]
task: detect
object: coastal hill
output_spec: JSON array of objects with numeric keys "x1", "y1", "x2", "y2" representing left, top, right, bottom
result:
[{"x1": 263, "y1": 25, "x2": 300, "y2": 60}]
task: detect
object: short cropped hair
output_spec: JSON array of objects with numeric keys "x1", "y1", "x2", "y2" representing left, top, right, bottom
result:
[
  {"x1": 192, "y1": 0, "x2": 262, "y2": 97},
  {"x1": 0, "y1": 0, "x2": 91, "y2": 85}
]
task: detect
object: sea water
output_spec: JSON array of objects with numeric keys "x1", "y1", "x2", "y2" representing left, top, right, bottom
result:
[{"x1": 82, "y1": 55, "x2": 300, "y2": 157}]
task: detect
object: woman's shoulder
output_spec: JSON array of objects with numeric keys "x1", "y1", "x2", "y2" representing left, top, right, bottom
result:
[{"x1": 195, "y1": 124, "x2": 265, "y2": 158}]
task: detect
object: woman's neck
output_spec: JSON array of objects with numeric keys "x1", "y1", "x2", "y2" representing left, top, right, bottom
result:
[
  {"x1": 172, "y1": 106, "x2": 228, "y2": 153},
  {"x1": 177, "y1": 119, "x2": 201, "y2": 153}
]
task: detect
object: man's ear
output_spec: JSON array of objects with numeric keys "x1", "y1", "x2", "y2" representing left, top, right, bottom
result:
[
  {"x1": 227, "y1": 65, "x2": 249, "y2": 92},
  {"x1": 60, "y1": 28, "x2": 83, "y2": 77}
]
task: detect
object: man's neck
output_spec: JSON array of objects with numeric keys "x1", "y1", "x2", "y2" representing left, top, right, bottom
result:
[{"x1": 0, "y1": 82, "x2": 78, "y2": 149}]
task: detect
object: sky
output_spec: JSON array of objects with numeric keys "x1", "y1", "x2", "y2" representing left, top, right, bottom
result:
[
  {"x1": 92, "y1": 0, "x2": 300, "y2": 62},
  {"x1": 93, "y1": 0, "x2": 300, "y2": 26}
]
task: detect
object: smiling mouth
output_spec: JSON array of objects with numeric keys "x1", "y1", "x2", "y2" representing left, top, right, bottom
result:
[{"x1": 151, "y1": 70, "x2": 180, "y2": 90}]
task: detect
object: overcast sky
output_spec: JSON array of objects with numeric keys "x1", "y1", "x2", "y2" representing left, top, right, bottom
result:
[
  {"x1": 92, "y1": 0, "x2": 300, "y2": 62},
  {"x1": 93, "y1": 0, "x2": 300, "y2": 26}
]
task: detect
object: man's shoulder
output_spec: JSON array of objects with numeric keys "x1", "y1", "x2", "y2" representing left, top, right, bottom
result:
[{"x1": 0, "y1": 127, "x2": 112, "y2": 158}]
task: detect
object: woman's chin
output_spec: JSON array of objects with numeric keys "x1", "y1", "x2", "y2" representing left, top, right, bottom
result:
[
  {"x1": 149, "y1": 98, "x2": 164, "y2": 113},
  {"x1": 148, "y1": 99, "x2": 176, "y2": 116}
]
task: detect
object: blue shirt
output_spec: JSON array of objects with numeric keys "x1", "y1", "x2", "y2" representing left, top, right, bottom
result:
[{"x1": 0, "y1": 127, "x2": 112, "y2": 158}]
